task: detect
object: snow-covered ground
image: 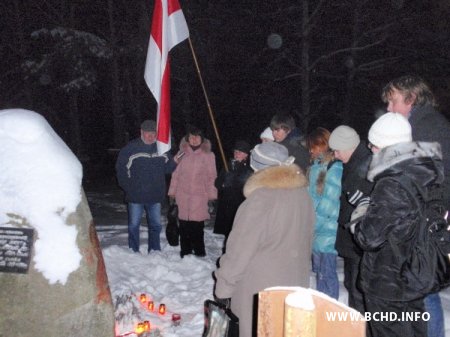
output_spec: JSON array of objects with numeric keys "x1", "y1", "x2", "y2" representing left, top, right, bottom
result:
[{"x1": 87, "y1": 181, "x2": 450, "y2": 337}]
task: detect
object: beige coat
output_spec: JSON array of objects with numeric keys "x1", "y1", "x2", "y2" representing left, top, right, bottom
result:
[{"x1": 214, "y1": 165, "x2": 315, "y2": 337}]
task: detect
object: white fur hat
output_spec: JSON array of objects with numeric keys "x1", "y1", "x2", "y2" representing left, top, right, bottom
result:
[
  {"x1": 259, "y1": 127, "x2": 274, "y2": 141},
  {"x1": 368, "y1": 112, "x2": 412, "y2": 149}
]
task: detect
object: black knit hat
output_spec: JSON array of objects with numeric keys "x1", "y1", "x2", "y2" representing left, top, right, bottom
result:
[{"x1": 234, "y1": 140, "x2": 251, "y2": 154}]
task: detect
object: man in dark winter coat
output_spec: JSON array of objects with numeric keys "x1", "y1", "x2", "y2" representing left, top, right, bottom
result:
[
  {"x1": 382, "y1": 75, "x2": 450, "y2": 337},
  {"x1": 116, "y1": 120, "x2": 176, "y2": 253},
  {"x1": 382, "y1": 75, "x2": 450, "y2": 208},
  {"x1": 354, "y1": 113, "x2": 444, "y2": 337},
  {"x1": 214, "y1": 141, "x2": 253, "y2": 248},
  {"x1": 329, "y1": 125, "x2": 373, "y2": 315},
  {"x1": 270, "y1": 113, "x2": 310, "y2": 173}
]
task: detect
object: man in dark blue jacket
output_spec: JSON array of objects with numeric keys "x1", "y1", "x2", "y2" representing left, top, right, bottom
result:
[{"x1": 116, "y1": 120, "x2": 176, "y2": 253}]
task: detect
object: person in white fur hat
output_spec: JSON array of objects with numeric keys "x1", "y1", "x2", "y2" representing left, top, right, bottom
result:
[
  {"x1": 214, "y1": 141, "x2": 315, "y2": 337},
  {"x1": 353, "y1": 112, "x2": 444, "y2": 337}
]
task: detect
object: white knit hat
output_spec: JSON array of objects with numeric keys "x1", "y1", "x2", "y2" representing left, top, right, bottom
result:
[
  {"x1": 250, "y1": 142, "x2": 294, "y2": 171},
  {"x1": 368, "y1": 112, "x2": 412, "y2": 149},
  {"x1": 329, "y1": 125, "x2": 360, "y2": 151},
  {"x1": 259, "y1": 127, "x2": 274, "y2": 141}
]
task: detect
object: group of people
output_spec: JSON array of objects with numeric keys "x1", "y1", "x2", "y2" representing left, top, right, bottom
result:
[
  {"x1": 115, "y1": 74, "x2": 450, "y2": 337},
  {"x1": 215, "y1": 75, "x2": 450, "y2": 337},
  {"x1": 116, "y1": 123, "x2": 218, "y2": 258}
]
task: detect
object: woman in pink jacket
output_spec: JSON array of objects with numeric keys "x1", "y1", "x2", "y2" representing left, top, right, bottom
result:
[{"x1": 168, "y1": 127, "x2": 218, "y2": 257}]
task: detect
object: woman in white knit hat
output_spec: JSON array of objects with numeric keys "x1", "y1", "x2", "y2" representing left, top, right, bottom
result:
[{"x1": 353, "y1": 112, "x2": 444, "y2": 337}]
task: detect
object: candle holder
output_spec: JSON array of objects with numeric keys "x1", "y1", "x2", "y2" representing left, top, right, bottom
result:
[
  {"x1": 135, "y1": 322, "x2": 145, "y2": 334},
  {"x1": 172, "y1": 313, "x2": 181, "y2": 326},
  {"x1": 139, "y1": 294, "x2": 147, "y2": 303},
  {"x1": 159, "y1": 303, "x2": 166, "y2": 315},
  {"x1": 143, "y1": 320, "x2": 151, "y2": 332},
  {"x1": 147, "y1": 300, "x2": 154, "y2": 311}
]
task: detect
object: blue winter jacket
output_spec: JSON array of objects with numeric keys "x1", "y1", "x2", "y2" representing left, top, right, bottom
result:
[
  {"x1": 308, "y1": 158, "x2": 343, "y2": 254},
  {"x1": 115, "y1": 138, "x2": 176, "y2": 203}
]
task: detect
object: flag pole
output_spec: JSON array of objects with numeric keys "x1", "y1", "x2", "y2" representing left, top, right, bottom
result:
[{"x1": 187, "y1": 37, "x2": 229, "y2": 172}]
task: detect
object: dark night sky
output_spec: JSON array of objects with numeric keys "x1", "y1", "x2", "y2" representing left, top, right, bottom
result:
[{"x1": 1, "y1": 0, "x2": 450, "y2": 179}]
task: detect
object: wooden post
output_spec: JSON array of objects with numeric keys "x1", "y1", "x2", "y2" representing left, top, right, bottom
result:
[{"x1": 187, "y1": 37, "x2": 229, "y2": 172}]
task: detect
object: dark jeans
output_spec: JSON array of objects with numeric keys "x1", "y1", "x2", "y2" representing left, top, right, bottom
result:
[
  {"x1": 179, "y1": 220, "x2": 206, "y2": 257},
  {"x1": 127, "y1": 202, "x2": 161, "y2": 252},
  {"x1": 343, "y1": 257, "x2": 366, "y2": 314},
  {"x1": 312, "y1": 252, "x2": 339, "y2": 300},
  {"x1": 424, "y1": 292, "x2": 445, "y2": 337},
  {"x1": 364, "y1": 295, "x2": 427, "y2": 337}
]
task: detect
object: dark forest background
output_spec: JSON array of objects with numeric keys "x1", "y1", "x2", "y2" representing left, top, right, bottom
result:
[{"x1": 1, "y1": 0, "x2": 450, "y2": 181}]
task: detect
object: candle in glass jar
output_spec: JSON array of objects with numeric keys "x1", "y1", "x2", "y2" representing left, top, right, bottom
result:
[
  {"x1": 139, "y1": 294, "x2": 147, "y2": 303},
  {"x1": 172, "y1": 313, "x2": 181, "y2": 326}
]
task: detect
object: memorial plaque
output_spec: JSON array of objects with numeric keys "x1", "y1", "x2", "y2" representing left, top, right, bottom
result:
[{"x1": 0, "y1": 227, "x2": 34, "y2": 274}]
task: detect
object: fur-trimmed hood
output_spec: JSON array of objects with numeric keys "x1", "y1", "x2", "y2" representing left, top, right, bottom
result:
[
  {"x1": 243, "y1": 164, "x2": 307, "y2": 197},
  {"x1": 368, "y1": 141, "x2": 444, "y2": 186},
  {"x1": 179, "y1": 137, "x2": 212, "y2": 153}
]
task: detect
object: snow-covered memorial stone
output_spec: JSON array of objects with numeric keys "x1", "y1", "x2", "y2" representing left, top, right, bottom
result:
[{"x1": 0, "y1": 109, "x2": 114, "y2": 336}]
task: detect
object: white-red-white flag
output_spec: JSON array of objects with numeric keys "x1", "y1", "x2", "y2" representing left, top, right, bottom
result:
[{"x1": 144, "y1": 0, "x2": 189, "y2": 155}]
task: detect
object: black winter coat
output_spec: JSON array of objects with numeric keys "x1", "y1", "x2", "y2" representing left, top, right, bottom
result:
[
  {"x1": 354, "y1": 141, "x2": 444, "y2": 302},
  {"x1": 213, "y1": 159, "x2": 253, "y2": 236},
  {"x1": 409, "y1": 103, "x2": 450, "y2": 208},
  {"x1": 335, "y1": 142, "x2": 373, "y2": 259},
  {"x1": 280, "y1": 132, "x2": 310, "y2": 173}
]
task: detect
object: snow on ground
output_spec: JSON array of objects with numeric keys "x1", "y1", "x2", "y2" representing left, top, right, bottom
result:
[{"x1": 87, "y1": 183, "x2": 450, "y2": 337}]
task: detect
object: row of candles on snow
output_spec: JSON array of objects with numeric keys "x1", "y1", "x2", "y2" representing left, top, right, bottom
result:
[
  {"x1": 139, "y1": 293, "x2": 168, "y2": 314},
  {"x1": 132, "y1": 293, "x2": 181, "y2": 335}
]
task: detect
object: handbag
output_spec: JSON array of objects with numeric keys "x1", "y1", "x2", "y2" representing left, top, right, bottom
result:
[
  {"x1": 166, "y1": 201, "x2": 179, "y2": 246},
  {"x1": 203, "y1": 300, "x2": 239, "y2": 337}
]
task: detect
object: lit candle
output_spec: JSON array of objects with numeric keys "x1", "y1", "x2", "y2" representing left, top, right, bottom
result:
[
  {"x1": 159, "y1": 303, "x2": 166, "y2": 315},
  {"x1": 135, "y1": 322, "x2": 145, "y2": 334},
  {"x1": 139, "y1": 294, "x2": 147, "y2": 303},
  {"x1": 143, "y1": 320, "x2": 151, "y2": 332},
  {"x1": 148, "y1": 301, "x2": 154, "y2": 311}
]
